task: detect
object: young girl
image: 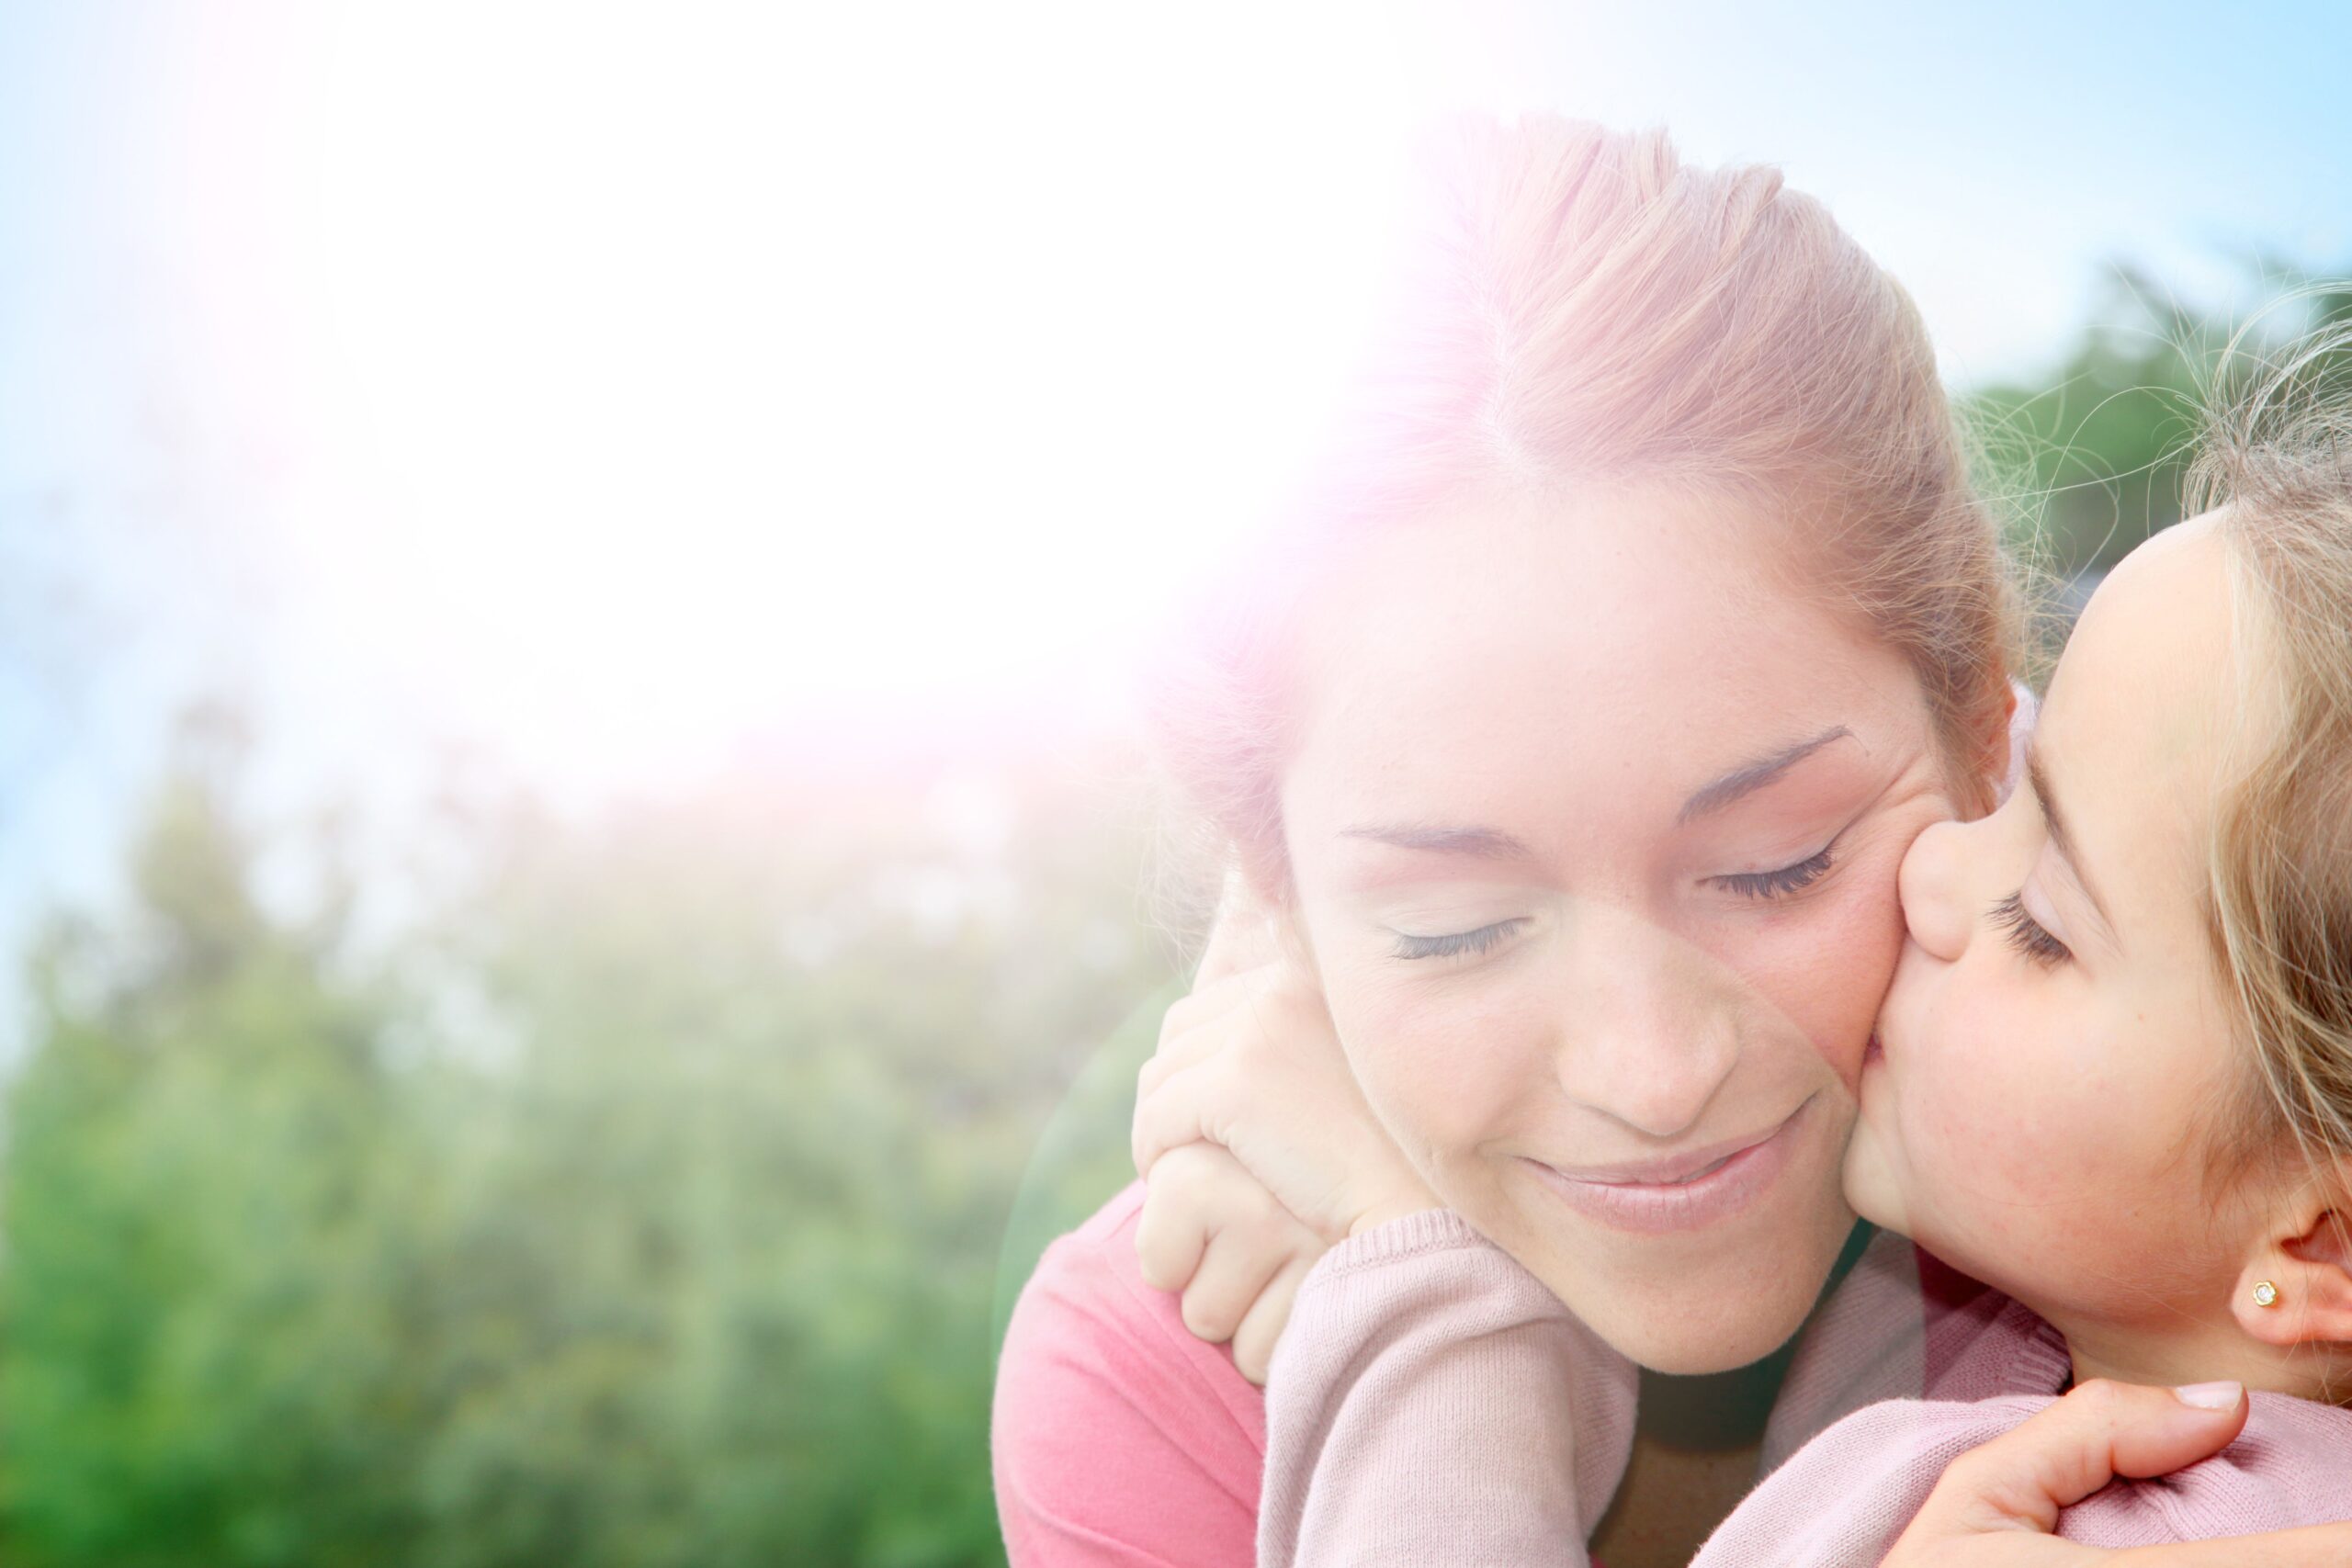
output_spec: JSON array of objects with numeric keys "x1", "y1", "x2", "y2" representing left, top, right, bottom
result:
[
  {"x1": 1714, "y1": 355, "x2": 2352, "y2": 1555},
  {"x1": 1238, "y1": 355, "x2": 2352, "y2": 1559}
]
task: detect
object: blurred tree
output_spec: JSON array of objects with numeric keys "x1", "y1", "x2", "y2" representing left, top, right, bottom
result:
[
  {"x1": 0, "y1": 725, "x2": 1175, "y2": 1568},
  {"x1": 1965, "y1": 265, "x2": 2352, "y2": 584},
  {"x1": 0, "y1": 712, "x2": 422, "y2": 1568}
]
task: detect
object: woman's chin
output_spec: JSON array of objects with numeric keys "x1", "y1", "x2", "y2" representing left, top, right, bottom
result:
[
  {"x1": 1611, "y1": 1306, "x2": 1814, "y2": 1375},
  {"x1": 1570, "y1": 1258, "x2": 1830, "y2": 1374},
  {"x1": 1520, "y1": 1201, "x2": 1859, "y2": 1375}
]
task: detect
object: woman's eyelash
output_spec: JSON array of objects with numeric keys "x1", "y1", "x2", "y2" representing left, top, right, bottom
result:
[
  {"x1": 1991, "y1": 893, "x2": 2073, "y2": 967},
  {"x1": 1713, "y1": 847, "x2": 1834, "y2": 901},
  {"x1": 1392, "y1": 919, "x2": 1528, "y2": 961}
]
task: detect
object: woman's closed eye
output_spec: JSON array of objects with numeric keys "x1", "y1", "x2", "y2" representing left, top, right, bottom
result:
[
  {"x1": 1991, "y1": 892, "x2": 2073, "y2": 967},
  {"x1": 1391, "y1": 918, "x2": 1529, "y2": 961},
  {"x1": 1711, "y1": 846, "x2": 1834, "y2": 901}
]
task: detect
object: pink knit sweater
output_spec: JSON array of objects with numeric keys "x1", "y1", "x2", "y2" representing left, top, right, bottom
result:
[
  {"x1": 994, "y1": 1181, "x2": 1973, "y2": 1565},
  {"x1": 1261, "y1": 1212, "x2": 2352, "y2": 1565}
]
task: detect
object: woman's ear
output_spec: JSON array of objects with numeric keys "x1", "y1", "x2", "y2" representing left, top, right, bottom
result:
[
  {"x1": 2233, "y1": 1201, "x2": 2352, "y2": 1348},
  {"x1": 1197, "y1": 859, "x2": 1316, "y2": 985},
  {"x1": 1194, "y1": 863, "x2": 1285, "y2": 984},
  {"x1": 1982, "y1": 682, "x2": 2025, "y2": 805}
]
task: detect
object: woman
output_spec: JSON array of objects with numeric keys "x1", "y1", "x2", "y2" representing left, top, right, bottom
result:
[{"x1": 992, "y1": 118, "x2": 2348, "y2": 1565}]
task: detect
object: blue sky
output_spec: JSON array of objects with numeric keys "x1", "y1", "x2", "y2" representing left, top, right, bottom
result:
[
  {"x1": 0, "y1": 0, "x2": 2346, "y2": 1047},
  {"x1": 1536, "y1": 0, "x2": 2352, "y2": 380}
]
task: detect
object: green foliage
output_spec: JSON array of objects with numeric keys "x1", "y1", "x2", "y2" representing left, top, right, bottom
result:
[
  {"x1": 0, "y1": 734, "x2": 1176, "y2": 1567},
  {"x1": 1964, "y1": 266, "x2": 2352, "y2": 581}
]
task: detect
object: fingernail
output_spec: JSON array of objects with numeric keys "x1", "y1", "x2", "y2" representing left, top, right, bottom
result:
[{"x1": 2172, "y1": 1381, "x2": 2243, "y2": 1410}]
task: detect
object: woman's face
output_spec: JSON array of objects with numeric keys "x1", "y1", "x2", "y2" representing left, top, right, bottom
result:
[{"x1": 1279, "y1": 484, "x2": 1975, "y2": 1373}]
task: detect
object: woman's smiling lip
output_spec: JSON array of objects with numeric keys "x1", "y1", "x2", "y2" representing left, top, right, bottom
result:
[{"x1": 1520, "y1": 1095, "x2": 1815, "y2": 1234}]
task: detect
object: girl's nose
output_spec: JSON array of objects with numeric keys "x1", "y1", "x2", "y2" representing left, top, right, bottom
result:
[{"x1": 1898, "y1": 818, "x2": 1975, "y2": 962}]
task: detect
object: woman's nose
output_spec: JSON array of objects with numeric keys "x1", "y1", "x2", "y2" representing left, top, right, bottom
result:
[
  {"x1": 1554, "y1": 910, "x2": 1739, "y2": 1140},
  {"x1": 1898, "y1": 818, "x2": 1975, "y2": 962}
]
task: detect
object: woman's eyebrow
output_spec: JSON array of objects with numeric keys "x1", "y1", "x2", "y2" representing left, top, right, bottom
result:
[
  {"x1": 1676, "y1": 727, "x2": 1855, "y2": 824},
  {"x1": 1342, "y1": 727, "x2": 1858, "y2": 858},
  {"x1": 1337, "y1": 823, "x2": 1536, "y2": 862}
]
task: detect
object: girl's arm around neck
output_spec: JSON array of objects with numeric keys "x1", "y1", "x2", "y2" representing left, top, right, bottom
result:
[{"x1": 1259, "y1": 1209, "x2": 1637, "y2": 1568}]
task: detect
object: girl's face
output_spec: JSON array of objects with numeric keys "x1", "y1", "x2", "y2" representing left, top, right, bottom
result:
[
  {"x1": 1280, "y1": 484, "x2": 1978, "y2": 1373},
  {"x1": 1848, "y1": 517, "x2": 2253, "y2": 1362}
]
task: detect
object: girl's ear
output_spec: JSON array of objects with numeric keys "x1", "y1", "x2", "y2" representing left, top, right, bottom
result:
[{"x1": 2234, "y1": 1203, "x2": 2352, "y2": 1348}]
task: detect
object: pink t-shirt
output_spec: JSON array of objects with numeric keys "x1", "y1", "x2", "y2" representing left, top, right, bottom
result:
[{"x1": 992, "y1": 1180, "x2": 1265, "y2": 1567}]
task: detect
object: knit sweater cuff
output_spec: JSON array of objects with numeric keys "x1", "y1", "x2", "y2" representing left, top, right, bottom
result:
[{"x1": 1319, "y1": 1208, "x2": 1495, "y2": 1275}]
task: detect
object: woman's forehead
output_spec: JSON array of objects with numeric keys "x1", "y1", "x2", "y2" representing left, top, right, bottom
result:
[{"x1": 1284, "y1": 491, "x2": 1925, "y2": 805}]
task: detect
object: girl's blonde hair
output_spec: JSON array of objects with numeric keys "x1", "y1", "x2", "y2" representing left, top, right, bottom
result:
[
  {"x1": 2194, "y1": 318, "x2": 2352, "y2": 1198},
  {"x1": 1153, "y1": 118, "x2": 2019, "y2": 898}
]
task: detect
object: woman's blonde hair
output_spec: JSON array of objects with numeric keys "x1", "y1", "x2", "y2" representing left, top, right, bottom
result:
[
  {"x1": 1153, "y1": 118, "x2": 2019, "y2": 898},
  {"x1": 2194, "y1": 317, "x2": 2352, "y2": 1201}
]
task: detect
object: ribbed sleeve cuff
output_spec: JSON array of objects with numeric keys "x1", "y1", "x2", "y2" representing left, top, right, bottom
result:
[{"x1": 1318, "y1": 1208, "x2": 1493, "y2": 1276}]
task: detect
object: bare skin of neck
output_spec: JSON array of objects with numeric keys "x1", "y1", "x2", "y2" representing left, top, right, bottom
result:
[
  {"x1": 2059, "y1": 1311, "x2": 2350, "y2": 1407},
  {"x1": 1589, "y1": 1340, "x2": 1795, "y2": 1568}
]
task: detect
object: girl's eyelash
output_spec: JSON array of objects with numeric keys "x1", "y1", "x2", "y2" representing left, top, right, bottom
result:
[
  {"x1": 1392, "y1": 919, "x2": 1528, "y2": 962},
  {"x1": 1991, "y1": 893, "x2": 2073, "y2": 967},
  {"x1": 1713, "y1": 847, "x2": 1835, "y2": 901}
]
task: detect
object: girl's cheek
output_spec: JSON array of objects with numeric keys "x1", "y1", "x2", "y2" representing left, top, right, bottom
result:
[{"x1": 1911, "y1": 992, "x2": 2059, "y2": 1208}]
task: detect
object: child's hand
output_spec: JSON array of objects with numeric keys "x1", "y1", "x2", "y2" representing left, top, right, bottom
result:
[
  {"x1": 1883, "y1": 1378, "x2": 2352, "y2": 1565},
  {"x1": 1131, "y1": 955, "x2": 1441, "y2": 1247},
  {"x1": 1134, "y1": 1141, "x2": 1325, "y2": 1384}
]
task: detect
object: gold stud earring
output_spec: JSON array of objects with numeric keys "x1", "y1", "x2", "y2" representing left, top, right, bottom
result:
[{"x1": 2253, "y1": 1280, "x2": 2280, "y2": 1308}]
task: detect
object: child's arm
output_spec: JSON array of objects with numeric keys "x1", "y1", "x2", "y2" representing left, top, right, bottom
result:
[
  {"x1": 1692, "y1": 1395, "x2": 2036, "y2": 1566},
  {"x1": 1889, "y1": 1382, "x2": 2352, "y2": 1561},
  {"x1": 1258, "y1": 1210, "x2": 1636, "y2": 1568},
  {"x1": 1703, "y1": 1381, "x2": 2352, "y2": 1566}
]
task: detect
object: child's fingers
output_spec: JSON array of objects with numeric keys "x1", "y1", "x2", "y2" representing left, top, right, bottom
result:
[
  {"x1": 1905, "y1": 1379, "x2": 2248, "y2": 1540},
  {"x1": 1134, "y1": 1144, "x2": 1223, "y2": 1292},
  {"x1": 1131, "y1": 1049, "x2": 1233, "y2": 1179},
  {"x1": 1178, "y1": 1221, "x2": 1293, "y2": 1347},
  {"x1": 1135, "y1": 966, "x2": 1284, "y2": 1112},
  {"x1": 1136, "y1": 985, "x2": 1250, "y2": 1106},
  {"x1": 1134, "y1": 976, "x2": 1331, "y2": 1178},
  {"x1": 1156, "y1": 962, "x2": 1276, "y2": 1045},
  {"x1": 1887, "y1": 1380, "x2": 2352, "y2": 1568},
  {"x1": 1229, "y1": 1248, "x2": 1319, "y2": 1386}
]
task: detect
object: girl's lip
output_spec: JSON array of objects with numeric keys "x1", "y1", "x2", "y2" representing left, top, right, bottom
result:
[
  {"x1": 1521, "y1": 1095, "x2": 1815, "y2": 1235},
  {"x1": 1863, "y1": 1030, "x2": 1886, "y2": 1068}
]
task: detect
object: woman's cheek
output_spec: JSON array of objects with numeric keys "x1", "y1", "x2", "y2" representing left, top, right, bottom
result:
[
  {"x1": 1325, "y1": 964, "x2": 1545, "y2": 1166},
  {"x1": 1766, "y1": 809, "x2": 1942, "y2": 1080},
  {"x1": 1815, "y1": 868, "x2": 1911, "y2": 1084},
  {"x1": 1706, "y1": 863, "x2": 1907, "y2": 1090}
]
